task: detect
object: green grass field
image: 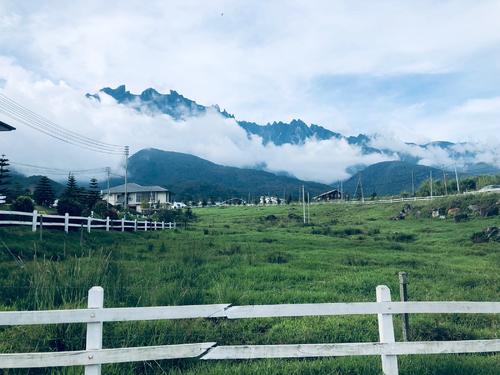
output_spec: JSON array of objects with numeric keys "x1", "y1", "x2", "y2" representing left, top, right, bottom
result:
[{"x1": 0, "y1": 197, "x2": 499, "y2": 374}]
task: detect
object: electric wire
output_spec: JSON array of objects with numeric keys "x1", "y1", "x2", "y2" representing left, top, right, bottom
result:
[
  {"x1": 0, "y1": 94, "x2": 124, "y2": 150},
  {"x1": 0, "y1": 94, "x2": 126, "y2": 154}
]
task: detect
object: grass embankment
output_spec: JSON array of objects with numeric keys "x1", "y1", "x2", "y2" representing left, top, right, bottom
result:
[{"x1": 0, "y1": 196, "x2": 499, "y2": 374}]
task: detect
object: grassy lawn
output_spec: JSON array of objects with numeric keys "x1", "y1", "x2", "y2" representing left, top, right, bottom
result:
[{"x1": 0, "y1": 198, "x2": 498, "y2": 374}]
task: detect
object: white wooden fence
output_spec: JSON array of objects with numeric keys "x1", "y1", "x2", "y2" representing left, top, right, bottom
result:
[
  {"x1": 0, "y1": 285, "x2": 498, "y2": 374},
  {"x1": 0, "y1": 210, "x2": 176, "y2": 233}
]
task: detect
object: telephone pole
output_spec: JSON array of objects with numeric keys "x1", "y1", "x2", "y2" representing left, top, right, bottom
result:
[
  {"x1": 430, "y1": 170, "x2": 433, "y2": 199},
  {"x1": 442, "y1": 169, "x2": 448, "y2": 196},
  {"x1": 454, "y1": 164, "x2": 460, "y2": 194},
  {"x1": 106, "y1": 167, "x2": 111, "y2": 209},
  {"x1": 307, "y1": 192, "x2": 310, "y2": 224},
  {"x1": 124, "y1": 146, "x2": 130, "y2": 215},
  {"x1": 411, "y1": 170, "x2": 415, "y2": 197},
  {"x1": 302, "y1": 185, "x2": 306, "y2": 225}
]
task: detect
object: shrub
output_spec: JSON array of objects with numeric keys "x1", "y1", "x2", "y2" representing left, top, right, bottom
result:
[
  {"x1": 92, "y1": 201, "x2": 118, "y2": 219},
  {"x1": 342, "y1": 227, "x2": 363, "y2": 236},
  {"x1": 11, "y1": 196, "x2": 34, "y2": 212},
  {"x1": 56, "y1": 197, "x2": 83, "y2": 216},
  {"x1": 471, "y1": 231, "x2": 488, "y2": 243},
  {"x1": 267, "y1": 252, "x2": 289, "y2": 264},
  {"x1": 454, "y1": 213, "x2": 469, "y2": 223},
  {"x1": 390, "y1": 232, "x2": 417, "y2": 242}
]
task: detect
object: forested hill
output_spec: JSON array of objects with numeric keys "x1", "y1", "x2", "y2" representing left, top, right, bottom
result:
[
  {"x1": 341, "y1": 161, "x2": 445, "y2": 197},
  {"x1": 127, "y1": 148, "x2": 331, "y2": 201}
]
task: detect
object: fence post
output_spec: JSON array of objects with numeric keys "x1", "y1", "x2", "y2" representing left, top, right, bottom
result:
[
  {"x1": 154, "y1": 221, "x2": 157, "y2": 230},
  {"x1": 31, "y1": 210, "x2": 38, "y2": 232},
  {"x1": 144, "y1": 221, "x2": 148, "y2": 231},
  {"x1": 134, "y1": 219, "x2": 137, "y2": 232},
  {"x1": 162, "y1": 221, "x2": 165, "y2": 230},
  {"x1": 399, "y1": 272, "x2": 410, "y2": 341},
  {"x1": 106, "y1": 217, "x2": 110, "y2": 232},
  {"x1": 121, "y1": 218, "x2": 125, "y2": 232},
  {"x1": 64, "y1": 213, "x2": 69, "y2": 233},
  {"x1": 85, "y1": 286, "x2": 104, "y2": 375},
  {"x1": 87, "y1": 217, "x2": 92, "y2": 234},
  {"x1": 376, "y1": 285, "x2": 398, "y2": 375}
]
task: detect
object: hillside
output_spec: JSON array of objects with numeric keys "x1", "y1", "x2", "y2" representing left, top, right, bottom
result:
[
  {"x1": 342, "y1": 161, "x2": 447, "y2": 197},
  {"x1": 127, "y1": 148, "x2": 331, "y2": 201},
  {"x1": 8, "y1": 173, "x2": 64, "y2": 197}
]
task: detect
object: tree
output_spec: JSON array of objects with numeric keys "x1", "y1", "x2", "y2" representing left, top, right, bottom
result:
[
  {"x1": 0, "y1": 154, "x2": 11, "y2": 198},
  {"x1": 286, "y1": 194, "x2": 292, "y2": 205},
  {"x1": 86, "y1": 177, "x2": 101, "y2": 210},
  {"x1": 57, "y1": 197, "x2": 83, "y2": 216},
  {"x1": 62, "y1": 173, "x2": 80, "y2": 200},
  {"x1": 11, "y1": 196, "x2": 34, "y2": 212},
  {"x1": 34, "y1": 176, "x2": 55, "y2": 207}
]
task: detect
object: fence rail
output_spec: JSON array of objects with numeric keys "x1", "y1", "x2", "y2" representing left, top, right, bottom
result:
[
  {"x1": 0, "y1": 210, "x2": 176, "y2": 233},
  {"x1": 0, "y1": 285, "x2": 498, "y2": 374}
]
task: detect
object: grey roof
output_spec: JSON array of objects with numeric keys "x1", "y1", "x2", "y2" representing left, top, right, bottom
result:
[
  {"x1": 0, "y1": 120, "x2": 15, "y2": 131},
  {"x1": 106, "y1": 183, "x2": 168, "y2": 194}
]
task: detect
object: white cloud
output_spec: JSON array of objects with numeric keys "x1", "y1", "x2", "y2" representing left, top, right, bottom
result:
[
  {"x1": 2, "y1": 0, "x2": 500, "y2": 132},
  {"x1": 0, "y1": 59, "x2": 392, "y2": 184}
]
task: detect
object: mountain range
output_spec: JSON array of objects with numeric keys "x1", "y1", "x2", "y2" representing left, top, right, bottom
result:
[{"x1": 87, "y1": 85, "x2": 498, "y2": 175}]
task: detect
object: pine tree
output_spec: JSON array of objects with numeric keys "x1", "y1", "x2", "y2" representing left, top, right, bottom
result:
[
  {"x1": 34, "y1": 176, "x2": 55, "y2": 207},
  {"x1": 62, "y1": 173, "x2": 79, "y2": 200},
  {"x1": 0, "y1": 154, "x2": 11, "y2": 197},
  {"x1": 87, "y1": 177, "x2": 101, "y2": 209}
]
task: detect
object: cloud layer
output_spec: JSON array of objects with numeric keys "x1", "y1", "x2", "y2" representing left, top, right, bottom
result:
[
  {"x1": 0, "y1": 59, "x2": 392, "y2": 183},
  {"x1": 0, "y1": 1, "x2": 499, "y2": 183}
]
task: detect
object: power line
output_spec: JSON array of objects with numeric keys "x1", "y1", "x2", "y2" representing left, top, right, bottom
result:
[
  {"x1": 0, "y1": 94, "x2": 126, "y2": 155},
  {"x1": 10, "y1": 161, "x2": 110, "y2": 176}
]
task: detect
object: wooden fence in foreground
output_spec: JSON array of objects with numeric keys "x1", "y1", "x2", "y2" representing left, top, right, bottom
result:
[
  {"x1": 0, "y1": 210, "x2": 176, "y2": 233},
  {"x1": 0, "y1": 286, "x2": 498, "y2": 374}
]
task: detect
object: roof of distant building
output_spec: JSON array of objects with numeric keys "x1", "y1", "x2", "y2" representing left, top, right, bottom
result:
[{"x1": 105, "y1": 183, "x2": 168, "y2": 194}]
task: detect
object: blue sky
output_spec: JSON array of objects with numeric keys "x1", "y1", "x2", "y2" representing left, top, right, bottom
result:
[
  {"x1": 0, "y1": 1, "x2": 499, "y2": 181},
  {"x1": 1, "y1": 0, "x2": 500, "y2": 142}
]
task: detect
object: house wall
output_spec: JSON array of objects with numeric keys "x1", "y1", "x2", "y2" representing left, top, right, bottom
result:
[{"x1": 102, "y1": 191, "x2": 170, "y2": 208}]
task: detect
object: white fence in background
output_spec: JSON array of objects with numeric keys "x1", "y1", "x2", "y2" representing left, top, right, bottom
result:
[
  {"x1": 0, "y1": 210, "x2": 176, "y2": 233},
  {"x1": 0, "y1": 285, "x2": 498, "y2": 374}
]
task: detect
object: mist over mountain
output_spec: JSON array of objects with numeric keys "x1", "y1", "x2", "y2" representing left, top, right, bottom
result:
[{"x1": 87, "y1": 85, "x2": 500, "y2": 178}]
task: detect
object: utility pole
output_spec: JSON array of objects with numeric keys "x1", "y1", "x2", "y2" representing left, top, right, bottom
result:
[
  {"x1": 307, "y1": 192, "x2": 310, "y2": 224},
  {"x1": 340, "y1": 180, "x2": 343, "y2": 201},
  {"x1": 411, "y1": 170, "x2": 415, "y2": 197},
  {"x1": 429, "y1": 170, "x2": 433, "y2": 199},
  {"x1": 106, "y1": 167, "x2": 111, "y2": 209},
  {"x1": 124, "y1": 146, "x2": 129, "y2": 215},
  {"x1": 359, "y1": 174, "x2": 365, "y2": 203},
  {"x1": 454, "y1": 164, "x2": 460, "y2": 194},
  {"x1": 442, "y1": 169, "x2": 448, "y2": 196},
  {"x1": 302, "y1": 185, "x2": 306, "y2": 225}
]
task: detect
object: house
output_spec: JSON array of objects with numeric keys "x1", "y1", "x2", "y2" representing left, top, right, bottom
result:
[
  {"x1": 0, "y1": 120, "x2": 16, "y2": 132},
  {"x1": 313, "y1": 189, "x2": 342, "y2": 202},
  {"x1": 101, "y1": 183, "x2": 170, "y2": 212},
  {"x1": 259, "y1": 196, "x2": 279, "y2": 205},
  {"x1": 172, "y1": 201, "x2": 187, "y2": 209}
]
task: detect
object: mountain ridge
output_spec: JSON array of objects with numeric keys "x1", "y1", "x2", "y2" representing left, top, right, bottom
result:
[{"x1": 87, "y1": 85, "x2": 499, "y2": 176}]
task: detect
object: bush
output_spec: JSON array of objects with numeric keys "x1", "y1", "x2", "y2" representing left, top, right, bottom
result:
[
  {"x1": 454, "y1": 213, "x2": 469, "y2": 222},
  {"x1": 390, "y1": 232, "x2": 417, "y2": 242},
  {"x1": 57, "y1": 197, "x2": 83, "y2": 216},
  {"x1": 93, "y1": 201, "x2": 118, "y2": 219},
  {"x1": 267, "y1": 252, "x2": 289, "y2": 264},
  {"x1": 11, "y1": 196, "x2": 34, "y2": 212}
]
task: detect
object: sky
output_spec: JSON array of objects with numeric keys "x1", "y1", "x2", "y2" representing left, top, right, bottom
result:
[{"x1": 0, "y1": 1, "x2": 499, "y2": 183}]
